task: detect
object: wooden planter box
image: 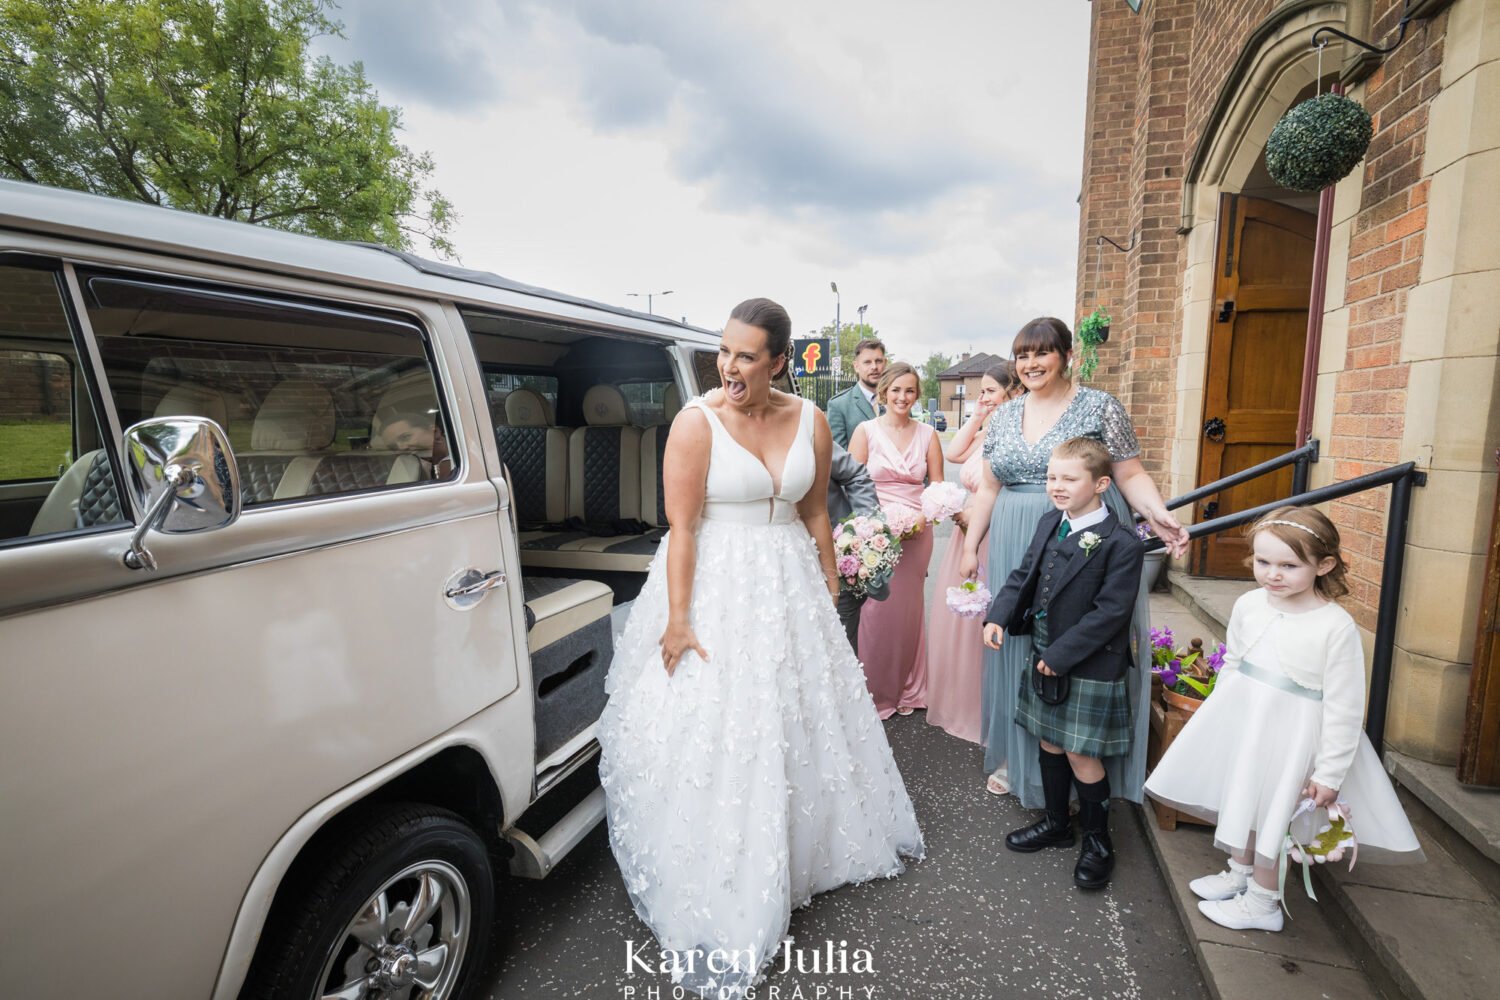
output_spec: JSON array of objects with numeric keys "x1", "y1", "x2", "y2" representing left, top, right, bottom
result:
[{"x1": 1145, "y1": 684, "x2": 1214, "y2": 831}]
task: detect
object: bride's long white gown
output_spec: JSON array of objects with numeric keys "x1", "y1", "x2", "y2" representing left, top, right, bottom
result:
[{"x1": 598, "y1": 392, "x2": 924, "y2": 998}]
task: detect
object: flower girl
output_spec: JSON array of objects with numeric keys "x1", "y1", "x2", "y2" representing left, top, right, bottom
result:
[{"x1": 1145, "y1": 507, "x2": 1422, "y2": 932}]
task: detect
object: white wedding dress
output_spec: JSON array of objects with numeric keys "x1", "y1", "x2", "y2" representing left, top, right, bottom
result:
[{"x1": 598, "y1": 392, "x2": 925, "y2": 998}]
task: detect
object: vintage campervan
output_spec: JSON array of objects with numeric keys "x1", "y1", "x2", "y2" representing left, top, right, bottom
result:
[{"x1": 0, "y1": 179, "x2": 753, "y2": 999}]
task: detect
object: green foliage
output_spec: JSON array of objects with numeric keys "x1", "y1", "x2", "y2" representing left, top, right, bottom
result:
[
  {"x1": 918, "y1": 351, "x2": 953, "y2": 405},
  {"x1": 1265, "y1": 93, "x2": 1373, "y2": 194},
  {"x1": 1075, "y1": 306, "x2": 1110, "y2": 382},
  {"x1": 812, "y1": 321, "x2": 881, "y2": 380},
  {"x1": 0, "y1": 0, "x2": 457, "y2": 256}
]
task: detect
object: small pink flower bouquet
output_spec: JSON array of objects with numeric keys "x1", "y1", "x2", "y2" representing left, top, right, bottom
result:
[
  {"x1": 946, "y1": 579, "x2": 992, "y2": 619},
  {"x1": 834, "y1": 511, "x2": 903, "y2": 599},
  {"x1": 882, "y1": 503, "x2": 924, "y2": 540},
  {"x1": 921, "y1": 481, "x2": 966, "y2": 523}
]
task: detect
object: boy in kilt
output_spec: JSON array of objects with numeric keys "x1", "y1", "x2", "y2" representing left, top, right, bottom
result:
[{"x1": 983, "y1": 437, "x2": 1144, "y2": 889}]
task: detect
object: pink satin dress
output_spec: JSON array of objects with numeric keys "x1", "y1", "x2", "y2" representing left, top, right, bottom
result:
[
  {"x1": 856, "y1": 418, "x2": 935, "y2": 719},
  {"x1": 924, "y1": 448, "x2": 988, "y2": 743}
]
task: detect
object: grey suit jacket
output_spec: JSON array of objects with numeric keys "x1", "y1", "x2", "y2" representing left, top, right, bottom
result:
[
  {"x1": 827, "y1": 441, "x2": 878, "y2": 523},
  {"x1": 827, "y1": 384, "x2": 876, "y2": 450}
]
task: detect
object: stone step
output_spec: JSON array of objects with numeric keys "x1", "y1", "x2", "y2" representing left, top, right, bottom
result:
[
  {"x1": 1312, "y1": 822, "x2": 1500, "y2": 1000},
  {"x1": 1166, "y1": 568, "x2": 1250, "y2": 636}
]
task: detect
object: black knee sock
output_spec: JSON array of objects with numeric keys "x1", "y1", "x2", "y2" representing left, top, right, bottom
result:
[
  {"x1": 1074, "y1": 772, "x2": 1111, "y2": 834},
  {"x1": 1038, "y1": 748, "x2": 1073, "y2": 822}
]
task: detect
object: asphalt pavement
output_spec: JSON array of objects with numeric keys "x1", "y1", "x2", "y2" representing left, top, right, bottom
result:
[{"x1": 477, "y1": 454, "x2": 1208, "y2": 1000}]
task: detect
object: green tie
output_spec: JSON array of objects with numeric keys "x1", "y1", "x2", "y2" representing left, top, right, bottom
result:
[{"x1": 1057, "y1": 520, "x2": 1072, "y2": 540}]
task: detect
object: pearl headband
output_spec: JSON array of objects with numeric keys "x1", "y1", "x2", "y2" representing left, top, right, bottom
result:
[{"x1": 1257, "y1": 518, "x2": 1325, "y2": 542}]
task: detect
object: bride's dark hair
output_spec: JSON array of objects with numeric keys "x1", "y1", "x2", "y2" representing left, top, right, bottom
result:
[{"x1": 729, "y1": 298, "x2": 792, "y2": 372}]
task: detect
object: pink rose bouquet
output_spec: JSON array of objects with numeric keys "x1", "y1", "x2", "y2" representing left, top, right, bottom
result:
[
  {"x1": 833, "y1": 512, "x2": 902, "y2": 599},
  {"x1": 945, "y1": 579, "x2": 992, "y2": 619},
  {"x1": 882, "y1": 503, "x2": 924, "y2": 541},
  {"x1": 921, "y1": 481, "x2": 966, "y2": 523}
]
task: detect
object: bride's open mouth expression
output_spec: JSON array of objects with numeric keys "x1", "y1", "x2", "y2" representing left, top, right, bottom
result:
[
  {"x1": 719, "y1": 318, "x2": 781, "y2": 405},
  {"x1": 1014, "y1": 347, "x2": 1067, "y2": 391}
]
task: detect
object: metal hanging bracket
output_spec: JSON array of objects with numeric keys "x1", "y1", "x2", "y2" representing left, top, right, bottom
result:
[
  {"x1": 1311, "y1": 0, "x2": 1417, "y2": 56},
  {"x1": 1096, "y1": 232, "x2": 1138, "y2": 254}
]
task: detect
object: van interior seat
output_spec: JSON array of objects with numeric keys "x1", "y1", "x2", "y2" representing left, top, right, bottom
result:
[
  {"x1": 518, "y1": 385, "x2": 662, "y2": 573},
  {"x1": 27, "y1": 381, "x2": 230, "y2": 536},
  {"x1": 235, "y1": 379, "x2": 338, "y2": 503},
  {"x1": 496, "y1": 388, "x2": 569, "y2": 526},
  {"x1": 638, "y1": 383, "x2": 681, "y2": 529}
]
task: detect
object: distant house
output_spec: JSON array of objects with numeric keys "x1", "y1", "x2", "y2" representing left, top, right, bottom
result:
[{"x1": 935, "y1": 352, "x2": 1003, "y2": 425}]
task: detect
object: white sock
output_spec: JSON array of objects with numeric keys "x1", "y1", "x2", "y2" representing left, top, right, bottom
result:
[
  {"x1": 1243, "y1": 883, "x2": 1280, "y2": 913},
  {"x1": 1228, "y1": 859, "x2": 1254, "y2": 877}
]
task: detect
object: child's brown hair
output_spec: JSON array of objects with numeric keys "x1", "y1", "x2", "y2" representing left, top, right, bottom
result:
[
  {"x1": 1247, "y1": 506, "x2": 1349, "y2": 599},
  {"x1": 1050, "y1": 436, "x2": 1112, "y2": 482}
]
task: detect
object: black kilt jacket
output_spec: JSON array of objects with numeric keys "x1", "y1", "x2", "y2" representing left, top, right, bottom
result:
[{"x1": 983, "y1": 507, "x2": 1146, "y2": 682}]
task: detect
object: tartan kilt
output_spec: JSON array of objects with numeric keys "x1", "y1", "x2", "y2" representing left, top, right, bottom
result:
[{"x1": 1015, "y1": 668, "x2": 1132, "y2": 758}]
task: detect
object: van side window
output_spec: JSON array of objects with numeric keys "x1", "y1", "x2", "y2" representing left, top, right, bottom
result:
[
  {"x1": 618, "y1": 380, "x2": 676, "y2": 426},
  {"x1": 0, "y1": 264, "x2": 129, "y2": 545},
  {"x1": 483, "y1": 371, "x2": 559, "y2": 429},
  {"x1": 78, "y1": 272, "x2": 455, "y2": 506}
]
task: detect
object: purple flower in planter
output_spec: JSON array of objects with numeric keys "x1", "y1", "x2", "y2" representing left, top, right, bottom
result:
[
  {"x1": 1149, "y1": 625, "x2": 1175, "y2": 650},
  {"x1": 1206, "y1": 642, "x2": 1226, "y2": 673},
  {"x1": 1153, "y1": 665, "x2": 1180, "y2": 688}
]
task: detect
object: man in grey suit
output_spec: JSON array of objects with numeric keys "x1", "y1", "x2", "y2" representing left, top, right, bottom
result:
[
  {"x1": 826, "y1": 338, "x2": 886, "y2": 449},
  {"x1": 827, "y1": 440, "x2": 882, "y2": 654}
]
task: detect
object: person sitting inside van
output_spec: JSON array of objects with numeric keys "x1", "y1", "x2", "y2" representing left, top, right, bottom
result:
[{"x1": 374, "y1": 401, "x2": 451, "y2": 480}]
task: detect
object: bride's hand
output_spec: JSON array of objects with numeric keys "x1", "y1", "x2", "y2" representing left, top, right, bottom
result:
[
  {"x1": 660, "y1": 620, "x2": 708, "y2": 677},
  {"x1": 1146, "y1": 507, "x2": 1190, "y2": 558}
]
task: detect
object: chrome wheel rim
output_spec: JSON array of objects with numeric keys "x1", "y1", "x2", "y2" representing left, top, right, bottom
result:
[{"x1": 314, "y1": 860, "x2": 472, "y2": 1000}]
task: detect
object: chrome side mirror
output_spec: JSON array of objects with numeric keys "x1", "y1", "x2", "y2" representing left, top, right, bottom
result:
[{"x1": 121, "y1": 417, "x2": 241, "y2": 571}]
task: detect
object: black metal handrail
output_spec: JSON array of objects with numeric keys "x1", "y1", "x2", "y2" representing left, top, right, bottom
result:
[
  {"x1": 1165, "y1": 439, "x2": 1321, "y2": 513},
  {"x1": 1147, "y1": 460, "x2": 1427, "y2": 755}
]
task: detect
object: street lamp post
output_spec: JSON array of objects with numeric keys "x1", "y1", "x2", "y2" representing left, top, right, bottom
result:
[
  {"x1": 857, "y1": 304, "x2": 867, "y2": 331},
  {"x1": 830, "y1": 281, "x2": 841, "y2": 389},
  {"x1": 626, "y1": 289, "x2": 674, "y2": 314},
  {"x1": 955, "y1": 382, "x2": 966, "y2": 424}
]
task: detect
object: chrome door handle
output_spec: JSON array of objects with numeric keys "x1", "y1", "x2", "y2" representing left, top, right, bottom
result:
[{"x1": 444, "y1": 569, "x2": 507, "y2": 610}]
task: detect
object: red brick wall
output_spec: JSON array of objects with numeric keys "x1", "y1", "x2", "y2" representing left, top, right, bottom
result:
[
  {"x1": 1119, "y1": 0, "x2": 1195, "y2": 478},
  {"x1": 1075, "y1": 2, "x2": 1139, "y2": 401},
  {"x1": 1328, "y1": 5, "x2": 1448, "y2": 630}
]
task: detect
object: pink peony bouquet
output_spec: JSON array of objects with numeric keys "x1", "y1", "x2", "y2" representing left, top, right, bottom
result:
[
  {"x1": 921, "y1": 481, "x2": 966, "y2": 523},
  {"x1": 882, "y1": 503, "x2": 924, "y2": 540},
  {"x1": 834, "y1": 511, "x2": 903, "y2": 599},
  {"x1": 946, "y1": 578, "x2": 992, "y2": 619}
]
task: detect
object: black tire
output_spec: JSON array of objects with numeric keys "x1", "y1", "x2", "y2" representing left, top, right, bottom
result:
[{"x1": 243, "y1": 803, "x2": 495, "y2": 1000}]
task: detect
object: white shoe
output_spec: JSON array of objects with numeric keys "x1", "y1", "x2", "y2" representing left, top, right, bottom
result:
[
  {"x1": 1198, "y1": 889, "x2": 1284, "y2": 932},
  {"x1": 1190, "y1": 867, "x2": 1249, "y2": 901}
]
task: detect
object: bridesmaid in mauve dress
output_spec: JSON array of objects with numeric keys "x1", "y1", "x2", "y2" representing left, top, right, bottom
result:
[
  {"x1": 849, "y1": 362, "x2": 945, "y2": 719},
  {"x1": 925, "y1": 362, "x2": 1023, "y2": 748}
]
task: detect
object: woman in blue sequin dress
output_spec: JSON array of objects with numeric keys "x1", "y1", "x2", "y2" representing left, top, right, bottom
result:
[{"x1": 960, "y1": 317, "x2": 1188, "y2": 809}]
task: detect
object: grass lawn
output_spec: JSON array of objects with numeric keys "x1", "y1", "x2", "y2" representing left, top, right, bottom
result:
[{"x1": 0, "y1": 421, "x2": 72, "y2": 482}]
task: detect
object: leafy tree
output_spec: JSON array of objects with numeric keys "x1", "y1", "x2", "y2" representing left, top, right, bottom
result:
[
  {"x1": 919, "y1": 351, "x2": 953, "y2": 408},
  {"x1": 0, "y1": 0, "x2": 456, "y2": 256},
  {"x1": 811, "y1": 321, "x2": 882, "y2": 381}
]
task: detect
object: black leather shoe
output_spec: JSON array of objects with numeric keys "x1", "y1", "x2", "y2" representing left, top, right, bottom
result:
[
  {"x1": 1073, "y1": 829, "x2": 1115, "y2": 889},
  {"x1": 1005, "y1": 813, "x2": 1075, "y2": 853}
]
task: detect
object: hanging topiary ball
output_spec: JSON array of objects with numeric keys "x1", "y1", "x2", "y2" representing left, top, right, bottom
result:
[{"x1": 1264, "y1": 92, "x2": 1374, "y2": 193}]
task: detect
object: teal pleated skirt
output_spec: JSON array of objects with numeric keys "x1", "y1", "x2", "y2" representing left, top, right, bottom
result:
[{"x1": 981, "y1": 483, "x2": 1151, "y2": 807}]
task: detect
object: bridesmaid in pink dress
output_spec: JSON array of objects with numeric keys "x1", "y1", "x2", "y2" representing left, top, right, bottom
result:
[
  {"x1": 925, "y1": 362, "x2": 1024, "y2": 748},
  {"x1": 849, "y1": 362, "x2": 945, "y2": 719}
]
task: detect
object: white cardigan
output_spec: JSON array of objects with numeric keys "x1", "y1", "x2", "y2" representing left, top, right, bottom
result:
[{"x1": 1223, "y1": 588, "x2": 1368, "y2": 791}]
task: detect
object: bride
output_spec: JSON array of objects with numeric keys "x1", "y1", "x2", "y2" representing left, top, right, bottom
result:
[{"x1": 598, "y1": 297, "x2": 924, "y2": 997}]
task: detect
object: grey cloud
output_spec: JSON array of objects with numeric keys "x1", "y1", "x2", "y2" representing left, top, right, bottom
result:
[
  {"x1": 325, "y1": 0, "x2": 506, "y2": 110},
  {"x1": 535, "y1": 1, "x2": 1017, "y2": 216}
]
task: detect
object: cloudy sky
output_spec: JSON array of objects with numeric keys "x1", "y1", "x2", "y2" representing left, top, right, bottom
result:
[{"x1": 319, "y1": 1, "x2": 1091, "y2": 366}]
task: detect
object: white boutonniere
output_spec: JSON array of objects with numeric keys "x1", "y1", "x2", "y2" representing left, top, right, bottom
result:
[{"x1": 1078, "y1": 531, "x2": 1103, "y2": 557}]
